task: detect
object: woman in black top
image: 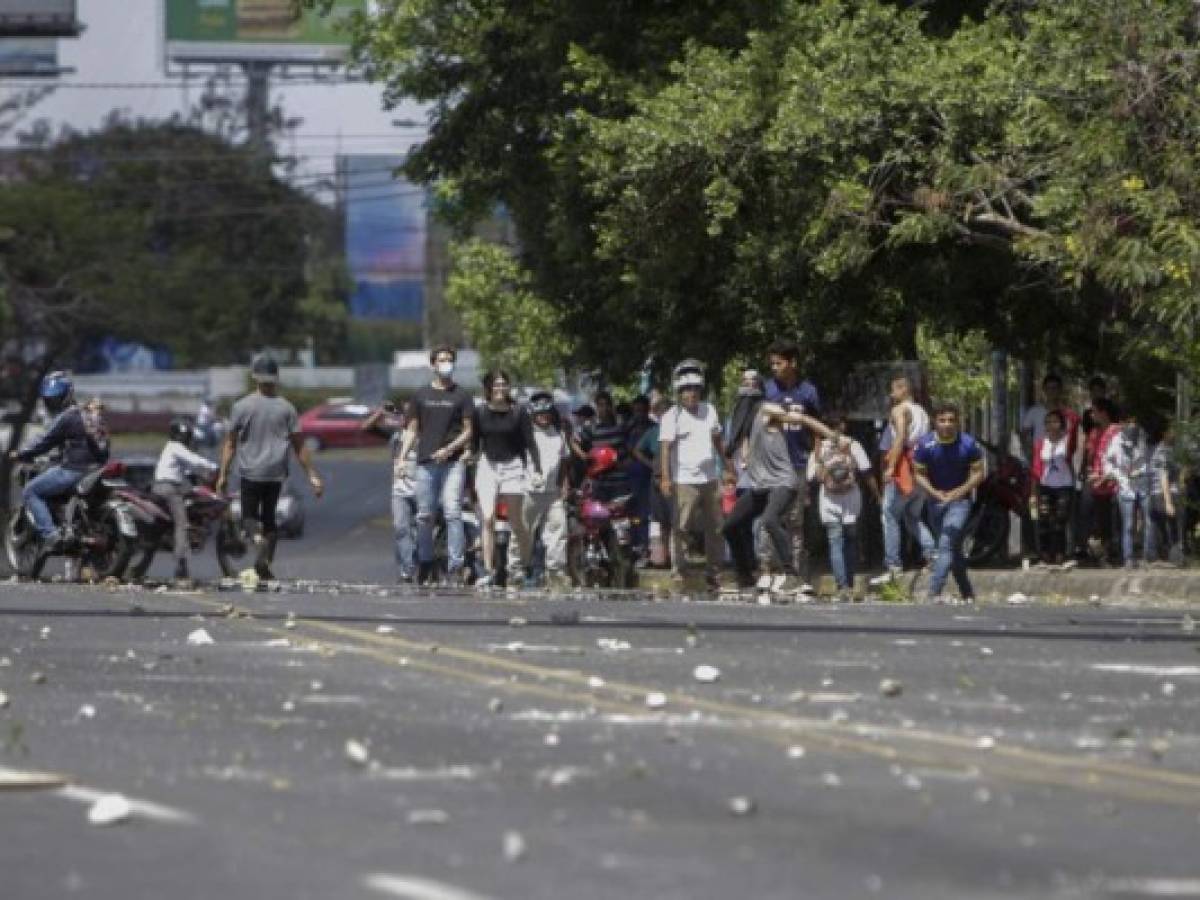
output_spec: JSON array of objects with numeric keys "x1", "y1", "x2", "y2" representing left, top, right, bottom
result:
[{"x1": 472, "y1": 370, "x2": 542, "y2": 587}]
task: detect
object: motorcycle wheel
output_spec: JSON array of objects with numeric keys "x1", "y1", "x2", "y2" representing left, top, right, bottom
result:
[
  {"x1": 963, "y1": 503, "x2": 1010, "y2": 566},
  {"x1": 215, "y1": 515, "x2": 249, "y2": 577},
  {"x1": 85, "y1": 507, "x2": 135, "y2": 579},
  {"x1": 607, "y1": 530, "x2": 637, "y2": 590},
  {"x1": 5, "y1": 507, "x2": 45, "y2": 579}
]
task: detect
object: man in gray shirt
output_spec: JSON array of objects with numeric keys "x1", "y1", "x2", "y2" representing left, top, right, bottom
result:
[{"x1": 217, "y1": 356, "x2": 323, "y2": 579}]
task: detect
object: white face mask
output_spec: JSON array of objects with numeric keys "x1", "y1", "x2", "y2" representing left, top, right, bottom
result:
[{"x1": 436, "y1": 361, "x2": 455, "y2": 378}]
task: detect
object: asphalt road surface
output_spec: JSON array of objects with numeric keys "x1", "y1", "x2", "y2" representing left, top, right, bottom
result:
[{"x1": 3, "y1": 456, "x2": 1200, "y2": 899}]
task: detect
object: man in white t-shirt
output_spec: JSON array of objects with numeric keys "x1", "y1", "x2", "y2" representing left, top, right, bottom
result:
[{"x1": 659, "y1": 359, "x2": 728, "y2": 591}]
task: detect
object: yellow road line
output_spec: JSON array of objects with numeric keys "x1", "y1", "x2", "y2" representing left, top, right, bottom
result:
[{"x1": 189, "y1": 597, "x2": 1200, "y2": 807}]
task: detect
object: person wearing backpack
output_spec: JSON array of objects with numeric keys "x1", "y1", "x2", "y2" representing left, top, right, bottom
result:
[{"x1": 807, "y1": 414, "x2": 879, "y2": 601}]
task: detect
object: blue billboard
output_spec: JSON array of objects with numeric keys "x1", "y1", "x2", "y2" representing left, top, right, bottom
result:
[{"x1": 343, "y1": 155, "x2": 427, "y2": 323}]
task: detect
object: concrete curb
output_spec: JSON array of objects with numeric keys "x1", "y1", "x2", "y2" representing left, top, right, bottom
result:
[{"x1": 635, "y1": 567, "x2": 1199, "y2": 606}]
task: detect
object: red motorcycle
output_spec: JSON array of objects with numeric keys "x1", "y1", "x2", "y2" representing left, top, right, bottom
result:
[
  {"x1": 962, "y1": 440, "x2": 1031, "y2": 565},
  {"x1": 114, "y1": 475, "x2": 248, "y2": 579},
  {"x1": 565, "y1": 447, "x2": 638, "y2": 589}
]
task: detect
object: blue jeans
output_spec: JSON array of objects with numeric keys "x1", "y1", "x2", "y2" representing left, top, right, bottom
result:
[
  {"x1": 392, "y1": 494, "x2": 417, "y2": 579},
  {"x1": 927, "y1": 498, "x2": 974, "y2": 599},
  {"x1": 882, "y1": 481, "x2": 935, "y2": 569},
  {"x1": 415, "y1": 460, "x2": 466, "y2": 572},
  {"x1": 23, "y1": 466, "x2": 84, "y2": 539},
  {"x1": 1118, "y1": 491, "x2": 1149, "y2": 564},
  {"x1": 824, "y1": 520, "x2": 859, "y2": 590}
]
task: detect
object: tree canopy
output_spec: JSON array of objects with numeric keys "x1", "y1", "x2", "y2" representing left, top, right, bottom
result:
[{"x1": 331, "y1": 0, "x2": 1199, "y2": 402}]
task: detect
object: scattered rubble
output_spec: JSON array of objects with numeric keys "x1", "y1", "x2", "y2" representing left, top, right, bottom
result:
[
  {"x1": 878, "y1": 678, "x2": 903, "y2": 698},
  {"x1": 344, "y1": 739, "x2": 370, "y2": 767},
  {"x1": 503, "y1": 830, "x2": 527, "y2": 862},
  {"x1": 186, "y1": 629, "x2": 215, "y2": 647},
  {"x1": 692, "y1": 665, "x2": 720, "y2": 684},
  {"x1": 727, "y1": 796, "x2": 757, "y2": 817},
  {"x1": 645, "y1": 692, "x2": 667, "y2": 710},
  {"x1": 87, "y1": 794, "x2": 132, "y2": 827}
]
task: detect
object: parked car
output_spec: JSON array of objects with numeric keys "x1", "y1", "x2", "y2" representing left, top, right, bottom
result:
[{"x1": 297, "y1": 400, "x2": 399, "y2": 452}]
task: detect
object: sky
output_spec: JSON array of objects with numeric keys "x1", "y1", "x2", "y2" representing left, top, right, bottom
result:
[{"x1": 0, "y1": 0, "x2": 428, "y2": 185}]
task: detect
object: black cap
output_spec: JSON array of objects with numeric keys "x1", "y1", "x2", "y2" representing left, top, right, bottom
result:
[
  {"x1": 573, "y1": 404, "x2": 596, "y2": 419},
  {"x1": 251, "y1": 355, "x2": 279, "y2": 384}
]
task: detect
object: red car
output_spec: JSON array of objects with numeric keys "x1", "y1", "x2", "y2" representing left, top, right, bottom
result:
[{"x1": 297, "y1": 401, "x2": 401, "y2": 451}]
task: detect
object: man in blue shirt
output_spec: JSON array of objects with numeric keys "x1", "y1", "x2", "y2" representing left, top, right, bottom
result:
[
  {"x1": 764, "y1": 339, "x2": 821, "y2": 593},
  {"x1": 913, "y1": 403, "x2": 986, "y2": 603}
]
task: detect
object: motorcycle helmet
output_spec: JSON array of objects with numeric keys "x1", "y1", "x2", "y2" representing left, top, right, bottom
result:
[
  {"x1": 528, "y1": 391, "x2": 555, "y2": 417},
  {"x1": 586, "y1": 445, "x2": 619, "y2": 478},
  {"x1": 169, "y1": 417, "x2": 194, "y2": 447},
  {"x1": 40, "y1": 371, "x2": 74, "y2": 414},
  {"x1": 672, "y1": 358, "x2": 705, "y2": 392}
]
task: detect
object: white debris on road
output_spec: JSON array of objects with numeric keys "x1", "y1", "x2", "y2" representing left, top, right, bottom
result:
[
  {"x1": 692, "y1": 665, "x2": 720, "y2": 684},
  {"x1": 597, "y1": 638, "x2": 632, "y2": 651},
  {"x1": 186, "y1": 628, "x2": 215, "y2": 646},
  {"x1": 502, "y1": 830, "x2": 527, "y2": 862},
  {"x1": 727, "y1": 796, "x2": 756, "y2": 817},
  {"x1": 645, "y1": 692, "x2": 668, "y2": 710},
  {"x1": 86, "y1": 794, "x2": 133, "y2": 826},
  {"x1": 345, "y1": 739, "x2": 371, "y2": 767}
]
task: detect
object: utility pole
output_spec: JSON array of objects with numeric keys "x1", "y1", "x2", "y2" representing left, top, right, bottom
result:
[{"x1": 243, "y1": 60, "x2": 272, "y2": 155}]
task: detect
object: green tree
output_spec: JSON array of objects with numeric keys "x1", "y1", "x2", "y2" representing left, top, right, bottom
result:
[{"x1": 444, "y1": 239, "x2": 573, "y2": 385}]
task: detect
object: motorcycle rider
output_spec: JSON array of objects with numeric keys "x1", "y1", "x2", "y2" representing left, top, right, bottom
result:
[
  {"x1": 9, "y1": 372, "x2": 110, "y2": 551},
  {"x1": 216, "y1": 355, "x2": 324, "y2": 580},
  {"x1": 153, "y1": 417, "x2": 219, "y2": 585}
]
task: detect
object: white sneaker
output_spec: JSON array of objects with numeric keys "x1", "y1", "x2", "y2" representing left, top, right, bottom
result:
[
  {"x1": 869, "y1": 568, "x2": 902, "y2": 587},
  {"x1": 475, "y1": 573, "x2": 493, "y2": 590},
  {"x1": 770, "y1": 574, "x2": 788, "y2": 593},
  {"x1": 798, "y1": 582, "x2": 815, "y2": 595},
  {"x1": 756, "y1": 574, "x2": 773, "y2": 592}
]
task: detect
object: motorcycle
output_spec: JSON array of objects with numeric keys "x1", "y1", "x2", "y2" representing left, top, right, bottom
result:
[
  {"x1": 116, "y1": 474, "x2": 248, "y2": 579},
  {"x1": 5, "y1": 459, "x2": 139, "y2": 581},
  {"x1": 565, "y1": 448, "x2": 638, "y2": 589},
  {"x1": 962, "y1": 440, "x2": 1031, "y2": 566}
]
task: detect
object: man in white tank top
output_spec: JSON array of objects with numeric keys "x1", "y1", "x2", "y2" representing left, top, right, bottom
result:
[{"x1": 870, "y1": 374, "x2": 936, "y2": 585}]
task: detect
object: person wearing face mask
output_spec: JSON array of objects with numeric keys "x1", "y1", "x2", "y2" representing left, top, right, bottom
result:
[
  {"x1": 472, "y1": 370, "x2": 542, "y2": 588},
  {"x1": 1103, "y1": 411, "x2": 1151, "y2": 568},
  {"x1": 398, "y1": 345, "x2": 476, "y2": 586}
]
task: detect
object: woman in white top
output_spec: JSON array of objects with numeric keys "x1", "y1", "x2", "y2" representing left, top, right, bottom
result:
[
  {"x1": 807, "y1": 414, "x2": 879, "y2": 599},
  {"x1": 1030, "y1": 409, "x2": 1075, "y2": 566}
]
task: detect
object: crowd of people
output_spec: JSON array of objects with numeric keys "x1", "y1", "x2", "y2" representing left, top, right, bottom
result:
[
  {"x1": 352, "y1": 341, "x2": 1012, "y2": 603},
  {"x1": 10, "y1": 345, "x2": 1191, "y2": 597}
]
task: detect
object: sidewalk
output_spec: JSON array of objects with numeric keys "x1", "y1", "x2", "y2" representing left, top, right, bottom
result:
[{"x1": 636, "y1": 565, "x2": 1199, "y2": 606}]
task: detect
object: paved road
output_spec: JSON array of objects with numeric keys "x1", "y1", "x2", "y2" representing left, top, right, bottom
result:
[
  {"x1": 2, "y1": 581, "x2": 1199, "y2": 900},
  {"x1": 4, "y1": 455, "x2": 1200, "y2": 899}
]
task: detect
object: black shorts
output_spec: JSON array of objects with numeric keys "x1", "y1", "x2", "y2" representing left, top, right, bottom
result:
[{"x1": 241, "y1": 479, "x2": 283, "y2": 534}]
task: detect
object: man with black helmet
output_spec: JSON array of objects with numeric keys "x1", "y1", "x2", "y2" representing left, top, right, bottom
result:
[
  {"x1": 217, "y1": 355, "x2": 324, "y2": 580},
  {"x1": 659, "y1": 359, "x2": 729, "y2": 592},
  {"x1": 9, "y1": 371, "x2": 109, "y2": 550},
  {"x1": 154, "y1": 418, "x2": 219, "y2": 584}
]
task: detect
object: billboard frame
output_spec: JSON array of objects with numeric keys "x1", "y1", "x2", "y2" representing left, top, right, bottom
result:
[{"x1": 162, "y1": 0, "x2": 362, "y2": 67}]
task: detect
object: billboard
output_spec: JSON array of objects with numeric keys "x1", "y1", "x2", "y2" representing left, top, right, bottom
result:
[
  {"x1": 164, "y1": 0, "x2": 365, "y2": 63},
  {"x1": 343, "y1": 154, "x2": 427, "y2": 324},
  {"x1": 0, "y1": 36, "x2": 57, "y2": 74},
  {"x1": 0, "y1": 0, "x2": 77, "y2": 37}
]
